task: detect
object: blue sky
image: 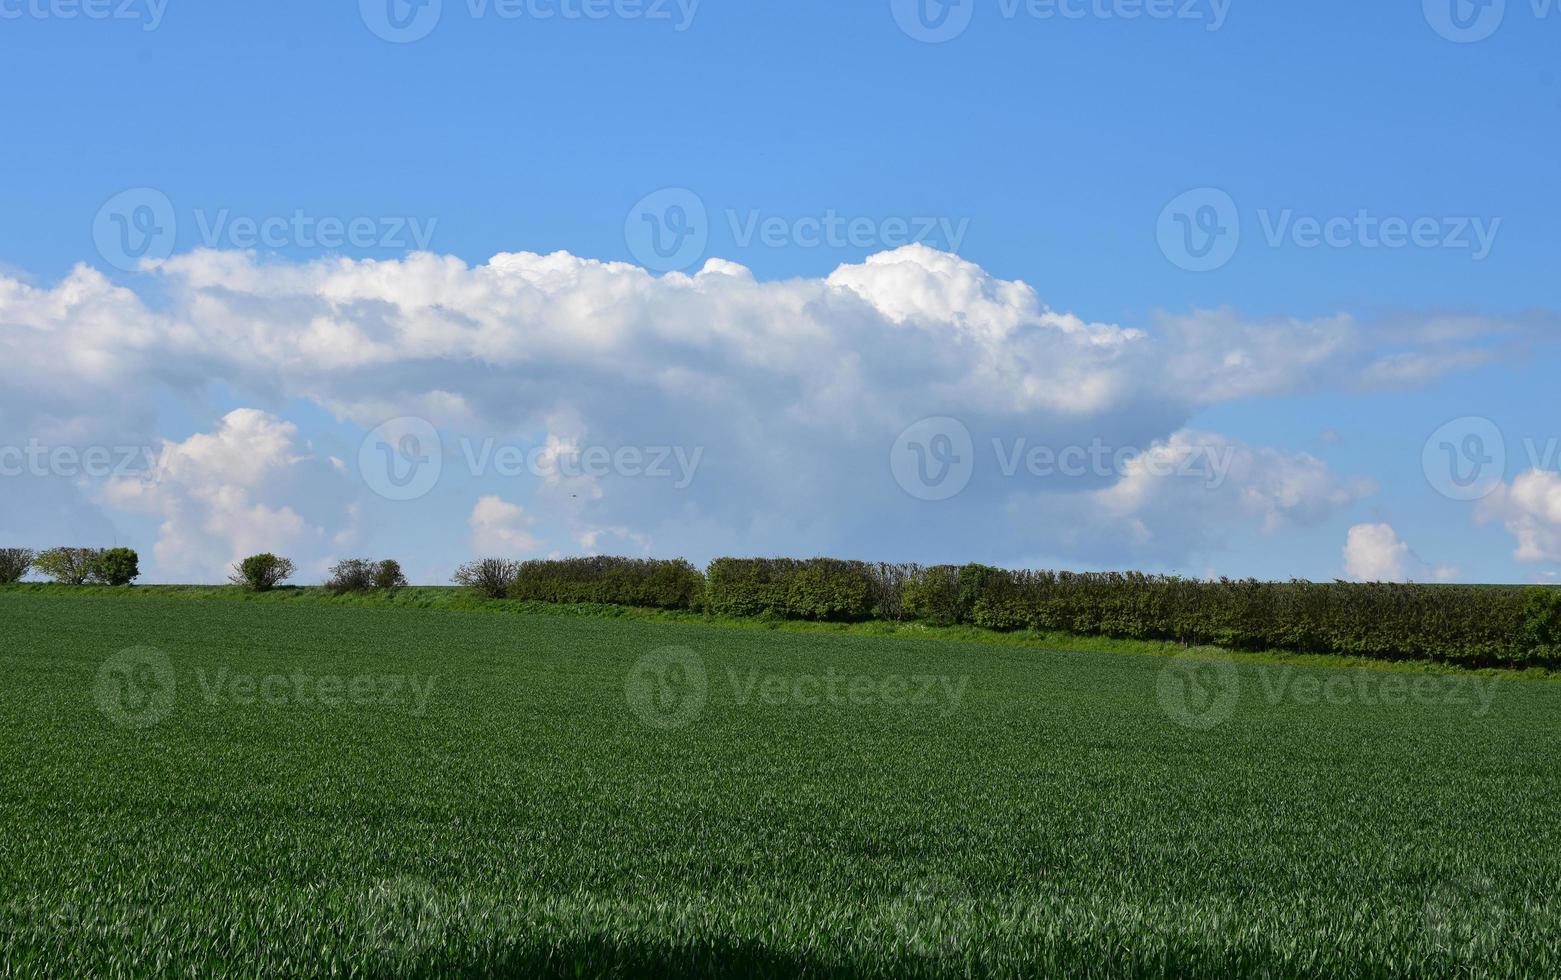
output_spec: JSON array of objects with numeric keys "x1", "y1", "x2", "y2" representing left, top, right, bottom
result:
[{"x1": 1, "y1": 0, "x2": 1558, "y2": 584}]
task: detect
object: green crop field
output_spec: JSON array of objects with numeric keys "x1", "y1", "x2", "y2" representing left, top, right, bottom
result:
[{"x1": 3, "y1": 590, "x2": 1560, "y2": 977}]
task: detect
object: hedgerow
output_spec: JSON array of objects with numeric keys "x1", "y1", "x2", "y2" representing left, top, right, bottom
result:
[
  {"x1": 705, "y1": 558, "x2": 881, "y2": 621},
  {"x1": 895, "y1": 564, "x2": 1542, "y2": 669},
  {"x1": 700, "y1": 559, "x2": 1554, "y2": 668},
  {"x1": 507, "y1": 557, "x2": 704, "y2": 610}
]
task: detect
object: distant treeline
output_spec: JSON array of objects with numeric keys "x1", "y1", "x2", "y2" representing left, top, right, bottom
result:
[
  {"x1": 9, "y1": 545, "x2": 1553, "y2": 669},
  {"x1": 448, "y1": 556, "x2": 1561, "y2": 670}
]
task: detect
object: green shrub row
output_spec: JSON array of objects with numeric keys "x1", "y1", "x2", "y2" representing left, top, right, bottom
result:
[
  {"x1": 703, "y1": 558, "x2": 908, "y2": 621},
  {"x1": 451, "y1": 556, "x2": 1555, "y2": 669},
  {"x1": 18, "y1": 545, "x2": 1532, "y2": 667},
  {"x1": 506, "y1": 557, "x2": 704, "y2": 609},
  {"x1": 898, "y1": 565, "x2": 1540, "y2": 668}
]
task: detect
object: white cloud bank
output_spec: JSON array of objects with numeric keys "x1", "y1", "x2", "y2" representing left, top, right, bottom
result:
[{"x1": 2, "y1": 243, "x2": 1517, "y2": 579}]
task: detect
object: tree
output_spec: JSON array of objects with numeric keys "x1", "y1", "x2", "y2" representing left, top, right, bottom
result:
[
  {"x1": 231, "y1": 554, "x2": 296, "y2": 592},
  {"x1": 90, "y1": 548, "x2": 140, "y2": 586},
  {"x1": 34, "y1": 548, "x2": 102, "y2": 586},
  {"x1": 0, "y1": 549, "x2": 34, "y2": 584},
  {"x1": 454, "y1": 559, "x2": 520, "y2": 599}
]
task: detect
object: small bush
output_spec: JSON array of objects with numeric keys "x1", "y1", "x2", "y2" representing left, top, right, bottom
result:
[
  {"x1": 34, "y1": 548, "x2": 102, "y2": 586},
  {"x1": 89, "y1": 548, "x2": 140, "y2": 586},
  {"x1": 454, "y1": 559, "x2": 521, "y2": 599},
  {"x1": 231, "y1": 554, "x2": 296, "y2": 592},
  {"x1": 507, "y1": 557, "x2": 704, "y2": 609},
  {"x1": 326, "y1": 559, "x2": 406, "y2": 595},
  {"x1": 373, "y1": 559, "x2": 408, "y2": 591},
  {"x1": 0, "y1": 548, "x2": 34, "y2": 584}
]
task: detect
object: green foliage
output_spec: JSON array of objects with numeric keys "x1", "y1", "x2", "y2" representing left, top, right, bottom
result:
[
  {"x1": 88, "y1": 547, "x2": 140, "y2": 586},
  {"x1": 901, "y1": 565, "x2": 962, "y2": 625},
  {"x1": 230, "y1": 554, "x2": 296, "y2": 592},
  {"x1": 705, "y1": 558, "x2": 878, "y2": 621},
  {"x1": 1519, "y1": 586, "x2": 1561, "y2": 656},
  {"x1": 373, "y1": 559, "x2": 408, "y2": 592},
  {"x1": 454, "y1": 558, "x2": 521, "y2": 599},
  {"x1": 0, "y1": 548, "x2": 33, "y2": 584},
  {"x1": 326, "y1": 559, "x2": 406, "y2": 595},
  {"x1": 706, "y1": 558, "x2": 1545, "y2": 664},
  {"x1": 33, "y1": 547, "x2": 102, "y2": 585},
  {"x1": 894, "y1": 565, "x2": 1541, "y2": 669},
  {"x1": 507, "y1": 557, "x2": 704, "y2": 610}
]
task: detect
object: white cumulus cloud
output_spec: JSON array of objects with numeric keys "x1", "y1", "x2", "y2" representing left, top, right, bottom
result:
[{"x1": 1342, "y1": 523, "x2": 1455, "y2": 583}]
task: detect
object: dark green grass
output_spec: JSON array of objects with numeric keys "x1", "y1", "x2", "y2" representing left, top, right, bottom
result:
[{"x1": 2, "y1": 591, "x2": 1560, "y2": 977}]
